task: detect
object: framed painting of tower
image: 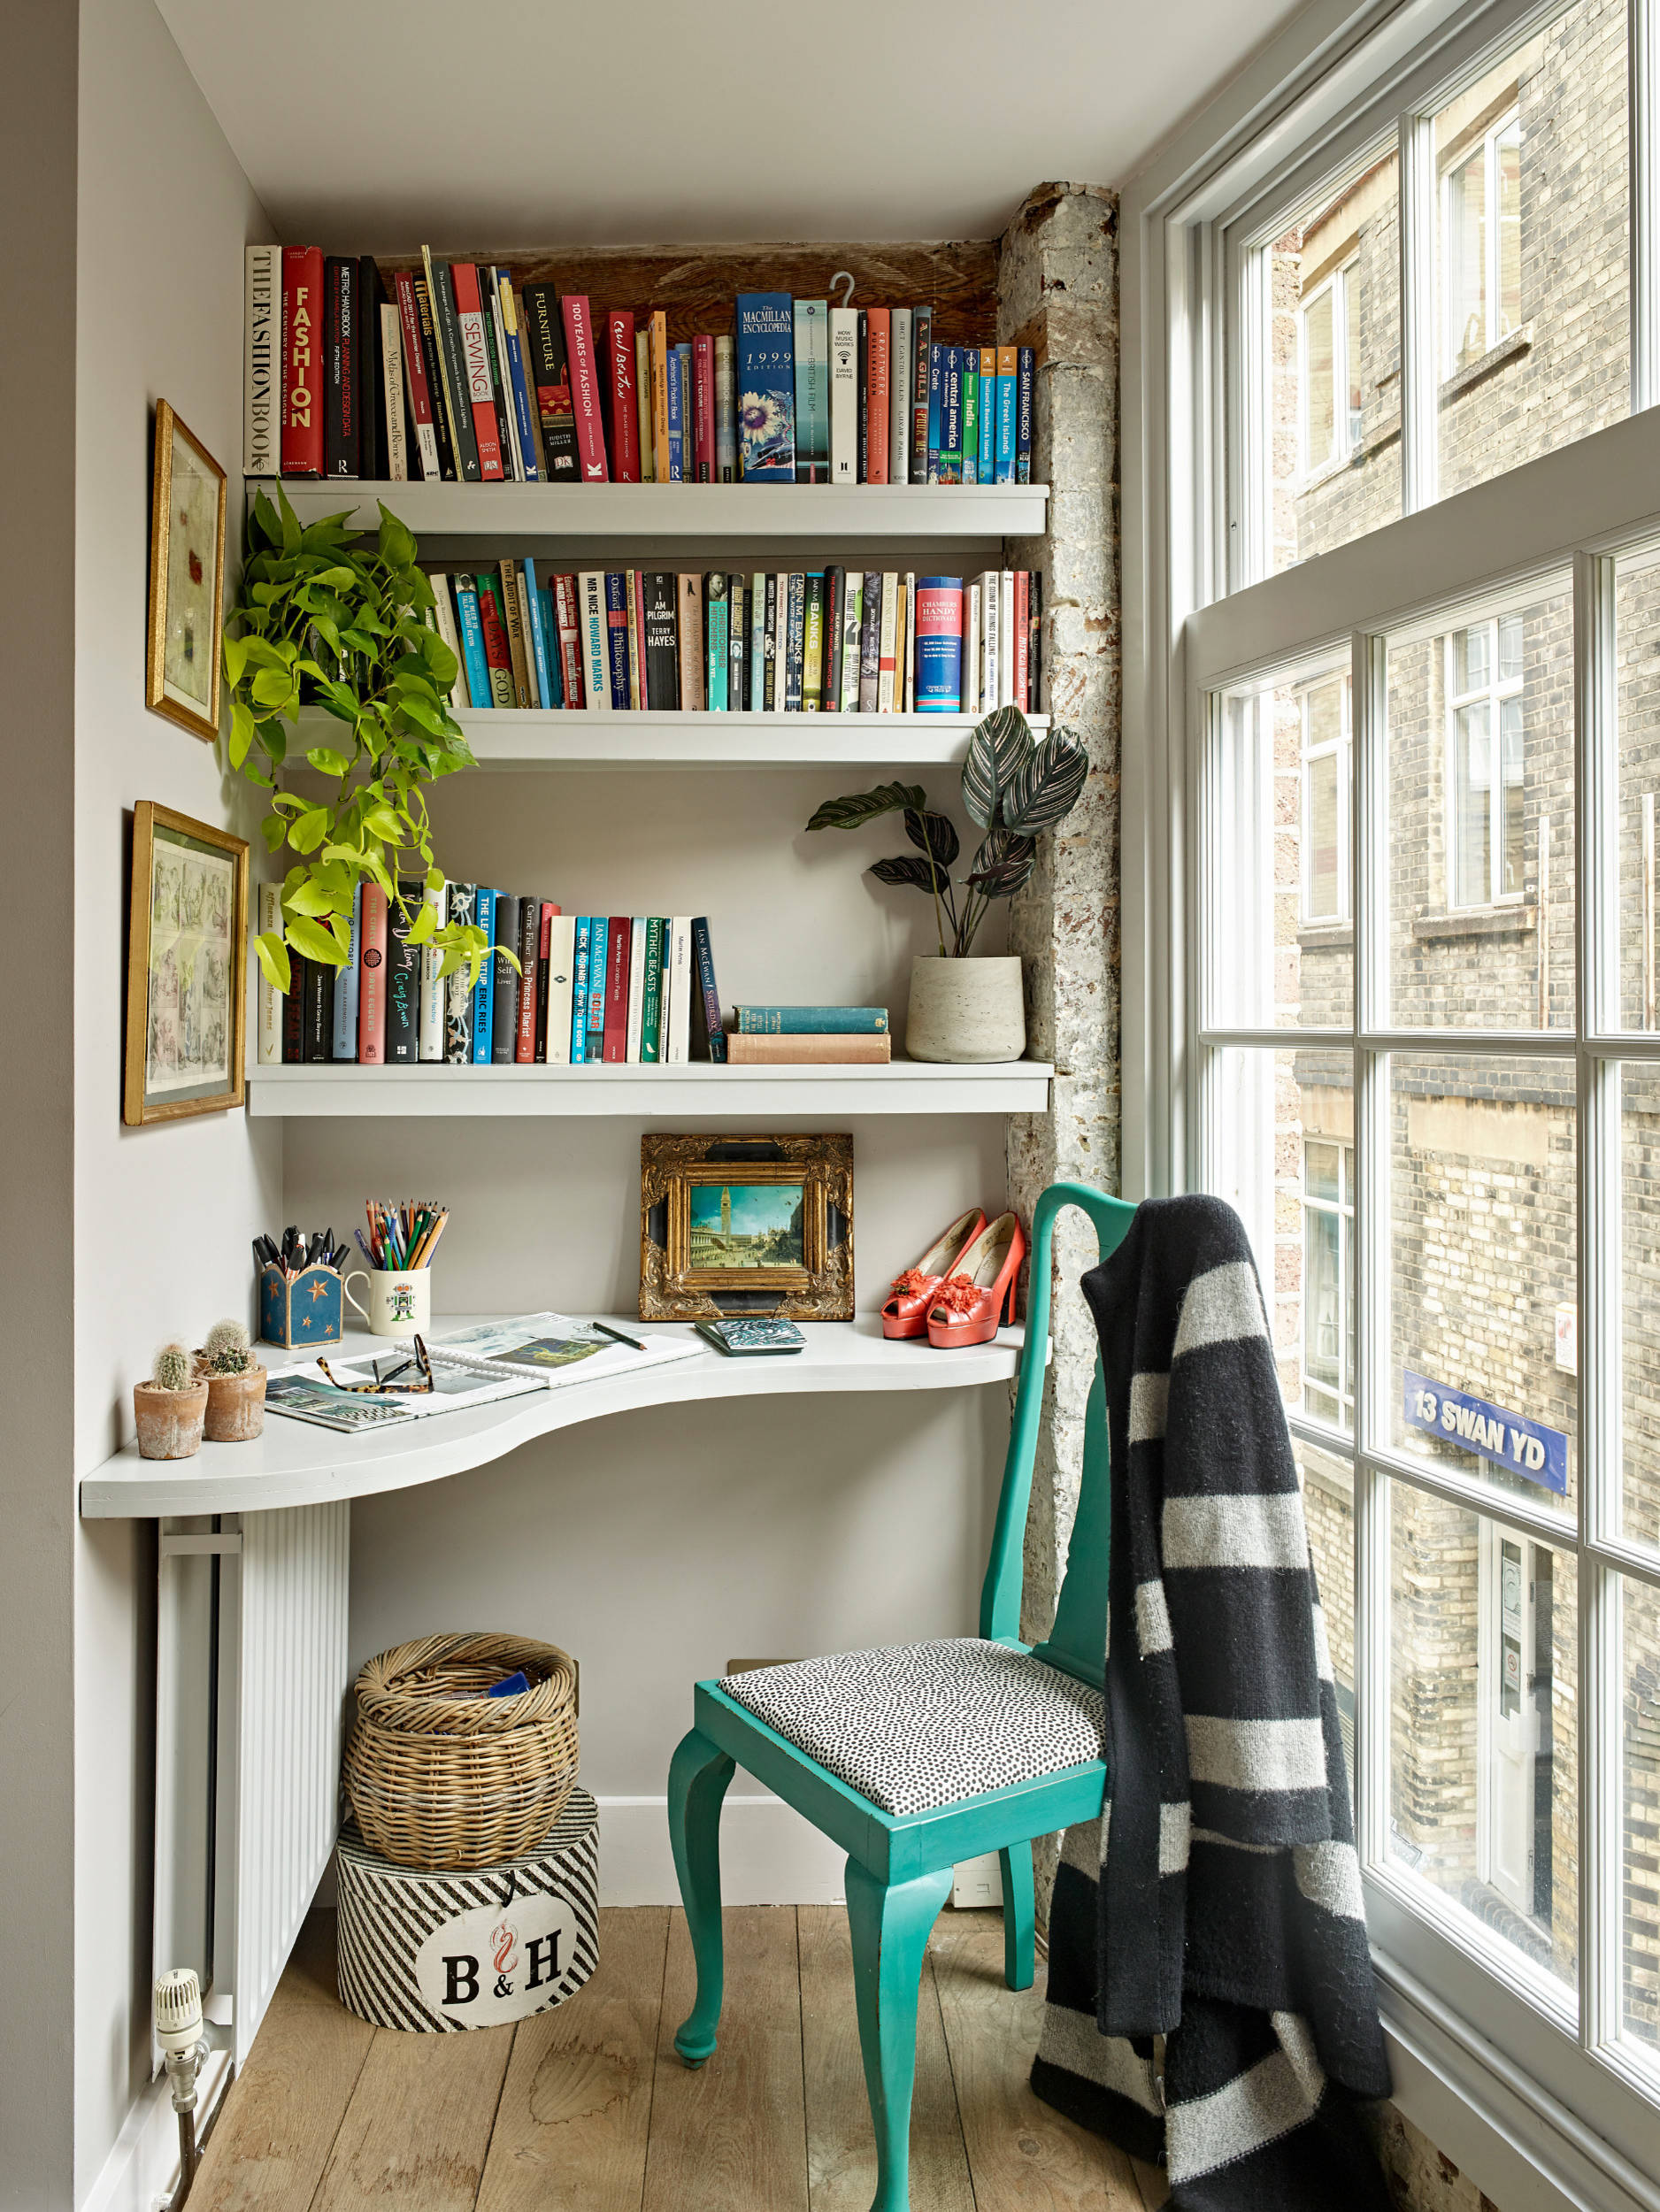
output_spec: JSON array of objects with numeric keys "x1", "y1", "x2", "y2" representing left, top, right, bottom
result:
[{"x1": 639, "y1": 1133, "x2": 853, "y2": 1321}]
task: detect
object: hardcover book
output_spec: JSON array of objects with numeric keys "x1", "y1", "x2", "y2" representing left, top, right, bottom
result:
[
  {"x1": 302, "y1": 956, "x2": 333, "y2": 1063},
  {"x1": 726, "y1": 1033, "x2": 890, "y2": 1064},
  {"x1": 911, "y1": 305, "x2": 933, "y2": 482},
  {"x1": 516, "y1": 894, "x2": 542, "y2": 1062},
  {"x1": 677, "y1": 573, "x2": 704, "y2": 710},
  {"x1": 243, "y1": 245, "x2": 281, "y2": 477},
  {"x1": 693, "y1": 334, "x2": 717, "y2": 481},
  {"x1": 544, "y1": 913, "x2": 576, "y2": 1064},
  {"x1": 449, "y1": 264, "x2": 504, "y2": 479},
  {"x1": 603, "y1": 918, "x2": 631, "y2": 1062},
  {"x1": 604, "y1": 572, "x2": 632, "y2": 710},
  {"x1": 481, "y1": 275, "x2": 518, "y2": 477},
  {"x1": 393, "y1": 272, "x2": 441, "y2": 480},
  {"x1": 889, "y1": 308, "x2": 912, "y2": 486},
  {"x1": 705, "y1": 573, "x2": 729, "y2": 711},
  {"x1": 792, "y1": 300, "x2": 829, "y2": 482},
  {"x1": 423, "y1": 254, "x2": 480, "y2": 480},
  {"x1": 341, "y1": 257, "x2": 377, "y2": 480},
  {"x1": 734, "y1": 1004, "x2": 888, "y2": 1033},
  {"x1": 519, "y1": 283, "x2": 579, "y2": 477},
  {"x1": 491, "y1": 893, "x2": 521, "y2": 1064},
  {"x1": 412, "y1": 275, "x2": 457, "y2": 480},
  {"x1": 642, "y1": 572, "x2": 680, "y2": 710},
  {"x1": 829, "y1": 308, "x2": 857, "y2": 486},
  {"x1": 802, "y1": 572, "x2": 825, "y2": 711},
  {"x1": 641, "y1": 918, "x2": 666, "y2": 1061},
  {"x1": 865, "y1": 307, "x2": 890, "y2": 485},
  {"x1": 498, "y1": 557, "x2": 533, "y2": 706},
  {"x1": 419, "y1": 882, "x2": 447, "y2": 1061},
  {"x1": 858, "y1": 572, "x2": 881, "y2": 713},
  {"x1": 281, "y1": 246, "x2": 324, "y2": 476},
  {"x1": 444, "y1": 885, "x2": 478, "y2": 1063},
  {"x1": 560, "y1": 296, "x2": 609, "y2": 480},
  {"x1": 386, "y1": 882, "x2": 423, "y2": 1064},
  {"x1": 715, "y1": 334, "x2": 737, "y2": 480},
  {"x1": 357, "y1": 884, "x2": 388, "y2": 1064},
  {"x1": 1016, "y1": 348, "x2": 1034, "y2": 482},
  {"x1": 607, "y1": 311, "x2": 641, "y2": 481},
  {"x1": 915, "y1": 577, "x2": 964, "y2": 712},
  {"x1": 380, "y1": 301, "x2": 407, "y2": 480},
  {"x1": 471, "y1": 887, "x2": 496, "y2": 1064},
  {"x1": 734, "y1": 293, "x2": 795, "y2": 480},
  {"x1": 689, "y1": 918, "x2": 726, "y2": 1062}
]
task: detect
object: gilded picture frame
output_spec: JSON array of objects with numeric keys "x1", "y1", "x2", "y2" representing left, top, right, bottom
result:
[
  {"x1": 640, "y1": 1133, "x2": 854, "y2": 1321},
  {"x1": 146, "y1": 400, "x2": 227, "y2": 742},
  {"x1": 124, "y1": 802, "x2": 249, "y2": 1127}
]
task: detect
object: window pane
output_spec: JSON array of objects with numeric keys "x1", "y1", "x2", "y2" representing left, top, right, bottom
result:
[
  {"x1": 1617, "y1": 545, "x2": 1660, "y2": 1030},
  {"x1": 1434, "y1": 2, "x2": 1630, "y2": 503},
  {"x1": 1386, "y1": 584, "x2": 1574, "y2": 1028},
  {"x1": 1390, "y1": 1054, "x2": 1576, "y2": 1521},
  {"x1": 1210, "y1": 664, "x2": 1354, "y2": 1027},
  {"x1": 1266, "y1": 150, "x2": 1403, "y2": 572},
  {"x1": 1623, "y1": 1067, "x2": 1660, "y2": 1553},
  {"x1": 1623, "y1": 1573, "x2": 1660, "y2": 2073},
  {"x1": 1390, "y1": 1486, "x2": 1578, "y2": 1998}
]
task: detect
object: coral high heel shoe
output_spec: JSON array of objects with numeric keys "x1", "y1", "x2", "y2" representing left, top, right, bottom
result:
[
  {"x1": 926, "y1": 1213, "x2": 1026, "y2": 1348},
  {"x1": 880, "y1": 1208, "x2": 988, "y2": 1340}
]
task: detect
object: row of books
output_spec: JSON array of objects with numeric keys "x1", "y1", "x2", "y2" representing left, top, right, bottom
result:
[
  {"x1": 257, "y1": 887, "x2": 727, "y2": 1068},
  {"x1": 244, "y1": 248, "x2": 1034, "y2": 489},
  {"x1": 427, "y1": 563, "x2": 1041, "y2": 718}
]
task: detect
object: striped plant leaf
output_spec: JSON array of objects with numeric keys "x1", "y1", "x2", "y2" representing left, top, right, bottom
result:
[
  {"x1": 961, "y1": 705, "x2": 1034, "y2": 829},
  {"x1": 1001, "y1": 726, "x2": 1088, "y2": 836},
  {"x1": 966, "y1": 828, "x2": 1038, "y2": 898},
  {"x1": 806, "y1": 780, "x2": 926, "y2": 833},
  {"x1": 869, "y1": 854, "x2": 943, "y2": 892},
  {"x1": 904, "y1": 808, "x2": 960, "y2": 869}
]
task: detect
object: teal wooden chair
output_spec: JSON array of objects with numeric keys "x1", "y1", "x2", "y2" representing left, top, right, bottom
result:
[{"x1": 666, "y1": 1179, "x2": 1134, "y2": 2212}]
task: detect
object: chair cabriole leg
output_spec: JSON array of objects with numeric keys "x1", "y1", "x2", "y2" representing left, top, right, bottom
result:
[
  {"x1": 999, "y1": 1840, "x2": 1036, "y2": 1990},
  {"x1": 667, "y1": 1727, "x2": 734, "y2": 2065},
  {"x1": 843, "y1": 1857, "x2": 954, "y2": 2212}
]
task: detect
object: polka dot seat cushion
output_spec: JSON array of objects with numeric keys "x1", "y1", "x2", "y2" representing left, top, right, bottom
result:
[{"x1": 716, "y1": 1639, "x2": 1105, "y2": 1817}]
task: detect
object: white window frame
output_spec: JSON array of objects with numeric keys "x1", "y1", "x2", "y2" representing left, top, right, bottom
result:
[
  {"x1": 1301, "y1": 670, "x2": 1353, "y2": 923},
  {"x1": 1445, "y1": 613, "x2": 1526, "y2": 909},
  {"x1": 1442, "y1": 106, "x2": 1523, "y2": 376},
  {"x1": 1298, "y1": 257, "x2": 1362, "y2": 479},
  {"x1": 1120, "y1": 0, "x2": 1660, "y2": 2202}
]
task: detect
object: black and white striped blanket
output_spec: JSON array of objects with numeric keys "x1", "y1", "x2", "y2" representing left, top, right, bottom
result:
[{"x1": 1031, "y1": 1194, "x2": 1392, "y2": 2209}]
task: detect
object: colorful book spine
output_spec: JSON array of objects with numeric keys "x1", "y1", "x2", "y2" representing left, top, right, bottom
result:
[
  {"x1": 586, "y1": 918, "x2": 609, "y2": 1048},
  {"x1": 715, "y1": 335, "x2": 737, "y2": 481},
  {"x1": 333, "y1": 881, "x2": 363, "y2": 1058},
  {"x1": 386, "y1": 884, "x2": 422, "y2": 1064},
  {"x1": 380, "y1": 301, "x2": 408, "y2": 481},
  {"x1": 978, "y1": 347, "x2": 996, "y2": 481},
  {"x1": 858, "y1": 572, "x2": 881, "y2": 713},
  {"x1": 959, "y1": 348, "x2": 979, "y2": 486},
  {"x1": 603, "y1": 918, "x2": 631, "y2": 1062},
  {"x1": 911, "y1": 305, "x2": 933, "y2": 482},
  {"x1": 821, "y1": 567, "x2": 843, "y2": 712},
  {"x1": 793, "y1": 299, "x2": 829, "y2": 483},
  {"x1": 690, "y1": 918, "x2": 726, "y2": 1061},
  {"x1": 865, "y1": 308, "x2": 890, "y2": 485},
  {"x1": 516, "y1": 894, "x2": 542, "y2": 1062},
  {"x1": 471, "y1": 887, "x2": 496, "y2": 1064},
  {"x1": 579, "y1": 571, "x2": 611, "y2": 712},
  {"x1": 995, "y1": 347, "x2": 1018, "y2": 482},
  {"x1": 490, "y1": 895, "x2": 520, "y2": 1064},
  {"x1": 626, "y1": 570, "x2": 646, "y2": 709},
  {"x1": 569, "y1": 918, "x2": 590, "y2": 1064},
  {"x1": 444, "y1": 886, "x2": 477, "y2": 1063},
  {"x1": 926, "y1": 342, "x2": 942, "y2": 483},
  {"x1": 635, "y1": 328, "x2": 655, "y2": 480},
  {"x1": 281, "y1": 245, "x2": 324, "y2": 475},
  {"x1": 412, "y1": 275, "x2": 457, "y2": 480},
  {"x1": 749, "y1": 573, "x2": 767, "y2": 710},
  {"x1": 424, "y1": 254, "x2": 480, "y2": 480},
  {"x1": 735, "y1": 1004, "x2": 889, "y2": 1033},
  {"x1": 498, "y1": 557, "x2": 533, "y2": 705},
  {"x1": 693, "y1": 334, "x2": 717, "y2": 481},
  {"x1": 553, "y1": 572, "x2": 584, "y2": 708},
  {"x1": 484, "y1": 270, "x2": 520, "y2": 479},
  {"x1": 534, "y1": 902, "x2": 554, "y2": 1061},
  {"x1": 705, "y1": 573, "x2": 729, "y2": 710},
  {"x1": 419, "y1": 882, "x2": 447, "y2": 1062},
  {"x1": 473, "y1": 574, "x2": 517, "y2": 707},
  {"x1": 523, "y1": 558, "x2": 555, "y2": 704},
  {"x1": 940, "y1": 349, "x2": 964, "y2": 484},
  {"x1": 357, "y1": 885, "x2": 387, "y2": 1063},
  {"x1": 393, "y1": 272, "x2": 440, "y2": 479},
  {"x1": 914, "y1": 578, "x2": 964, "y2": 712},
  {"x1": 243, "y1": 245, "x2": 281, "y2": 477},
  {"x1": 840, "y1": 574, "x2": 864, "y2": 713},
  {"x1": 735, "y1": 292, "x2": 795, "y2": 480},
  {"x1": 665, "y1": 346, "x2": 685, "y2": 481},
  {"x1": 802, "y1": 572, "x2": 826, "y2": 711},
  {"x1": 561, "y1": 296, "x2": 609, "y2": 480},
  {"x1": 607, "y1": 311, "x2": 641, "y2": 481},
  {"x1": 499, "y1": 278, "x2": 541, "y2": 480},
  {"x1": 649, "y1": 311, "x2": 670, "y2": 481},
  {"x1": 625, "y1": 918, "x2": 648, "y2": 1062},
  {"x1": 604, "y1": 572, "x2": 631, "y2": 710},
  {"x1": 784, "y1": 572, "x2": 806, "y2": 710},
  {"x1": 520, "y1": 282, "x2": 579, "y2": 477},
  {"x1": 1016, "y1": 347, "x2": 1034, "y2": 483},
  {"x1": 877, "y1": 572, "x2": 899, "y2": 711},
  {"x1": 641, "y1": 918, "x2": 666, "y2": 1061}
]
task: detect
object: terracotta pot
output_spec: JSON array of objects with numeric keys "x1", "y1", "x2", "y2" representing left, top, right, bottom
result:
[
  {"x1": 200, "y1": 1363, "x2": 267, "y2": 1443},
  {"x1": 133, "y1": 1379, "x2": 208, "y2": 1461},
  {"x1": 904, "y1": 954, "x2": 1026, "y2": 1064}
]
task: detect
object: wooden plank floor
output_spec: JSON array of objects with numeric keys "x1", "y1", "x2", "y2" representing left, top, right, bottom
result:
[{"x1": 194, "y1": 1908, "x2": 1166, "y2": 2212}]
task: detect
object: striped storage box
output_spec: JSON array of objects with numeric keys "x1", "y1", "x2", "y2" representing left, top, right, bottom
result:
[{"x1": 335, "y1": 1788, "x2": 598, "y2": 2032}]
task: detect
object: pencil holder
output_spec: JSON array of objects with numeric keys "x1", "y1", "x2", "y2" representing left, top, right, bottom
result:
[
  {"x1": 343, "y1": 1267, "x2": 432, "y2": 1340},
  {"x1": 259, "y1": 1261, "x2": 344, "y2": 1349}
]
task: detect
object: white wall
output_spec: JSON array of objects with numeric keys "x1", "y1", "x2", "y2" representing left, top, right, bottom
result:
[{"x1": 72, "y1": 0, "x2": 274, "y2": 2197}]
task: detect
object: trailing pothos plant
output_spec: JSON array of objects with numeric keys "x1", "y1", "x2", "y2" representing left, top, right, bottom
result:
[
  {"x1": 223, "y1": 488, "x2": 500, "y2": 998},
  {"x1": 806, "y1": 707, "x2": 1088, "y2": 956}
]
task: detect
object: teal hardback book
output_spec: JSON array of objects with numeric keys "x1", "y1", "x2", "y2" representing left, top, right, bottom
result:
[{"x1": 734, "y1": 1005, "x2": 888, "y2": 1034}]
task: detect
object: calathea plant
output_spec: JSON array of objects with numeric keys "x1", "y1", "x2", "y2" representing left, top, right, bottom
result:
[
  {"x1": 224, "y1": 488, "x2": 497, "y2": 996},
  {"x1": 806, "y1": 707, "x2": 1088, "y2": 956}
]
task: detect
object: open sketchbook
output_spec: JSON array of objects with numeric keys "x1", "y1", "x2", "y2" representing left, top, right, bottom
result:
[{"x1": 265, "y1": 1314, "x2": 702, "y2": 1433}]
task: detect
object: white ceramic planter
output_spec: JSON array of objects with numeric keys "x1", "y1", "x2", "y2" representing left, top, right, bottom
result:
[{"x1": 905, "y1": 955, "x2": 1026, "y2": 1064}]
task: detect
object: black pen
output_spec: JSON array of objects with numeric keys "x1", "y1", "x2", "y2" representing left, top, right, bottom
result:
[{"x1": 592, "y1": 1321, "x2": 647, "y2": 1350}]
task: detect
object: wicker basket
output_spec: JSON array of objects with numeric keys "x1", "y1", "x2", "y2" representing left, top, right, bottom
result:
[{"x1": 342, "y1": 1632, "x2": 580, "y2": 1870}]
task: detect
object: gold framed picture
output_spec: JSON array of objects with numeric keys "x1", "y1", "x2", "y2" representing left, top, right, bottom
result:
[
  {"x1": 124, "y1": 802, "x2": 249, "y2": 1126},
  {"x1": 146, "y1": 400, "x2": 227, "y2": 742},
  {"x1": 641, "y1": 1133, "x2": 853, "y2": 1321}
]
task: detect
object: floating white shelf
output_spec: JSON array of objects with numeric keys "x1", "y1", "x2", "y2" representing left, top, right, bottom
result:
[
  {"x1": 294, "y1": 706, "x2": 1047, "y2": 772},
  {"x1": 246, "y1": 1060, "x2": 1054, "y2": 1118},
  {"x1": 80, "y1": 1314, "x2": 1030, "y2": 1519},
  {"x1": 266, "y1": 479, "x2": 1049, "y2": 546}
]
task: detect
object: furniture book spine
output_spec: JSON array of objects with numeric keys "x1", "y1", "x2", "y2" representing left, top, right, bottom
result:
[
  {"x1": 903, "y1": 572, "x2": 916, "y2": 712},
  {"x1": 519, "y1": 282, "x2": 579, "y2": 478},
  {"x1": 443, "y1": 885, "x2": 476, "y2": 1063},
  {"x1": 604, "y1": 572, "x2": 631, "y2": 710},
  {"x1": 490, "y1": 893, "x2": 520, "y2": 1064},
  {"x1": 302, "y1": 956, "x2": 333, "y2": 1061},
  {"x1": 915, "y1": 576, "x2": 963, "y2": 712},
  {"x1": 568, "y1": 918, "x2": 589, "y2": 1064},
  {"x1": 624, "y1": 917, "x2": 647, "y2": 1062},
  {"x1": 448, "y1": 263, "x2": 504, "y2": 480},
  {"x1": 822, "y1": 567, "x2": 843, "y2": 711},
  {"x1": 802, "y1": 572, "x2": 825, "y2": 711},
  {"x1": 586, "y1": 917, "x2": 609, "y2": 1051},
  {"x1": 727, "y1": 1033, "x2": 891, "y2": 1064},
  {"x1": 578, "y1": 571, "x2": 611, "y2": 712},
  {"x1": 665, "y1": 917, "x2": 693, "y2": 1062},
  {"x1": 911, "y1": 304, "x2": 933, "y2": 481},
  {"x1": 714, "y1": 334, "x2": 737, "y2": 480},
  {"x1": 1016, "y1": 347, "x2": 1034, "y2": 481},
  {"x1": 648, "y1": 311, "x2": 670, "y2": 481},
  {"x1": 735, "y1": 292, "x2": 795, "y2": 480},
  {"x1": 244, "y1": 245, "x2": 281, "y2": 476},
  {"x1": 677, "y1": 573, "x2": 705, "y2": 710},
  {"x1": 734, "y1": 1005, "x2": 889, "y2": 1033},
  {"x1": 334, "y1": 880, "x2": 363, "y2": 1058},
  {"x1": 602, "y1": 918, "x2": 631, "y2": 1062},
  {"x1": 689, "y1": 918, "x2": 726, "y2": 1061},
  {"x1": 386, "y1": 883, "x2": 421, "y2": 1064},
  {"x1": 283, "y1": 958, "x2": 304, "y2": 1062},
  {"x1": 323, "y1": 256, "x2": 358, "y2": 478},
  {"x1": 994, "y1": 345, "x2": 1017, "y2": 482},
  {"x1": 865, "y1": 308, "x2": 890, "y2": 484},
  {"x1": 704, "y1": 573, "x2": 729, "y2": 710},
  {"x1": 641, "y1": 917, "x2": 665, "y2": 1060},
  {"x1": 423, "y1": 253, "x2": 480, "y2": 480},
  {"x1": 392, "y1": 273, "x2": 440, "y2": 479},
  {"x1": 634, "y1": 328, "x2": 654, "y2": 480},
  {"x1": 544, "y1": 912, "x2": 575, "y2": 1064},
  {"x1": 999, "y1": 570, "x2": 1016, "y2": 706},
  {"x1": 606, "y1": 311, "x2": 641, "y2": 480},
  {"x1": 380, "y1": 303, "x2": 408, "y2": 481},
  {"x1": 561, "y1": 296, "x2": 609, "y2": 480},
  {"x1": 474, "y1": 573, "x2": 517, "y2": 707},
  {"x1": 857, "y1": 310, "x2": 869, "y2": 480},
  {"x1": 642, "y1": 570, "x2": 680, "y2": 709},
  {"x1": 515, "y1": 893, "x2": 542, "y2": 1062},
  {"x1": 486, "y1": 270, "x2": 524, "y2": 480},
  {"x1": 357, "y1": 884, "x2": 388, "y2": 1063},
  {"x1": 534, "y1": 901, "x2": 555, "y2": 1062},
  {"x1": 858, "y1": 572, "x2": 881, "y2": 712},
  {"x1": 419, "y1": 882, "x2": 447, "y2": 1061},
  {"x1": 498, "y1": 278, "x2": 541, "y2": 480},
  {"x1": 692, "y1": 334, "x2": 716, "y2": 480},
  {"x1": 978, "y1": 346, "x2": 996, "y2": 481},
  {"x1": 522, "y1": 557, "x2": 555, "y2": 705},
  {"x1": 450, "y1": 576, "x2": 491, "y2": 709},
  {"x1": 889, "y1": 308, "x2": 912, "y2": 485},
  {"x1": 784, "y1": 572, "x2": 806, "y2": 710},
  {"x1": 839, "y1": 573, "x2": 864, "y2": 712},
  {"x1": 281, "y1": 246, "x2": 324, "y2": 475},
  {"x1": 959, "y1": 346, "x2": 979, "y2": 486},
  {"x1": 257, "y1": 882, "x2": 282, "y2": 1063},
  {"x1": 471, "y1": 887, "x2": 496, "y2": 1064},
  {"x1": 498, "y1": 558, "x2": 533, "y2": 707},
  {"x1": 877, "y1": 572, "x2": 899, "y2": 711},
  {"x1": 412, "y1": 275, "x2": 457, "y2": 480},
  {"x1": 729, "y1": 574, "x2": 747, "y2": 710},
  {"x1": 828, "y1": 308, "x2": 858, "y2": 486},
  {"x1": 553, "y1": 572, "x2": 585, "y2": 707},
  {"x1": 1014, "y1": 570, "x2": 1030, "y2": 710},
  {"x1": 791, "y1": 299, "x2": 828, "y2": 483}
]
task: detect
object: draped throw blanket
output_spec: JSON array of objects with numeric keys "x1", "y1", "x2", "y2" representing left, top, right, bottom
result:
[{"x1": 1031, "y1": 1194, "x2": 1392, "y2": 2210}]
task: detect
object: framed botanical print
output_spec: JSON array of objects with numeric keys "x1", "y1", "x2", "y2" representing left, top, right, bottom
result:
[
  {"x1": 640, "y1": 1133, "x2": 853, "y2": 1321},
  {"x1": 124, "y1": 803, "x2": 249, "y2": 1126},
  {"x1": 146, "y1": 400, "x2": 227, "y2": 742}
]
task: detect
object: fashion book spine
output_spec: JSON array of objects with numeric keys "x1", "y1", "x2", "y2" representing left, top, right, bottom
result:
[
  {"x1": 244, "y1": 245, "x2": 281, "y2": 476},
  {"x1": 281, "y1": 246, "x2": 324, "y2": 475},
  {"x1": 561, "y1": 296, "x2": 608, "y2": 480}
]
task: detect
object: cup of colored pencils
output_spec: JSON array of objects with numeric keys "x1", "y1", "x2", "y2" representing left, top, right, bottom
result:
[{"x1": 342, "y1": 1201, "x2": 450, "y2": 1341}]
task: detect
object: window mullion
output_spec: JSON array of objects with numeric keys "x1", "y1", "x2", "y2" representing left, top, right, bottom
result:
[
  {"x1": 1632, "y1": 0, "x2": 1660, "y2": 412},
  {"x1": 1400, "y1": 109, "x2": 1439, "y2": 512}
]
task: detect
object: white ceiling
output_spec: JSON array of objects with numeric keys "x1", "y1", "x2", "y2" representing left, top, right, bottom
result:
[{"x1": 156, "y1": 0, "x2": 1306, "y2": 250}]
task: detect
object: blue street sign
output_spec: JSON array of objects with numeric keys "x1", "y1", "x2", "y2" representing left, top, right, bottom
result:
[{"x1": 1403, "y1": 1371, "x2": 1569, "y2": 1496}]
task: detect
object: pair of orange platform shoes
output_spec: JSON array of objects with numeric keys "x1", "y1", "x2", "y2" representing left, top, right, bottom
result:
[{"x1": 880, "y1": 1208, "x2": 1026, "y2": 1349}]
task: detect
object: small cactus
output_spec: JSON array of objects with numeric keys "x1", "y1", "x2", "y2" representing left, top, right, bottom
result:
[
  {"x1": 203, "y1": 1318, "x2": 253, "y2": 1376},
  {"x1": 152, "y1": 1342, "x2": 195, "y2": 1393}
]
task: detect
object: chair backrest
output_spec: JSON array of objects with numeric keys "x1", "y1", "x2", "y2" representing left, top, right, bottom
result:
[{"x1": 978, "y1": 1180, "x2": 1136, "y2": 1691}]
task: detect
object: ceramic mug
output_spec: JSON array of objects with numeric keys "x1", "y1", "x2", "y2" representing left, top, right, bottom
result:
[{"x1": 343, "y1": 1267, "x2": 432, "y2": 1340}]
